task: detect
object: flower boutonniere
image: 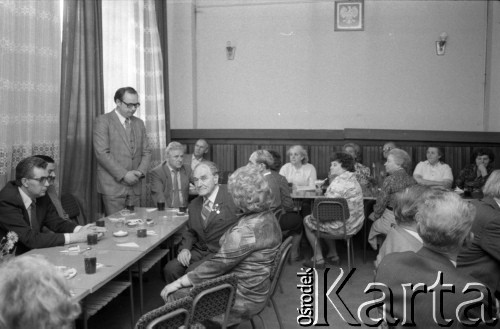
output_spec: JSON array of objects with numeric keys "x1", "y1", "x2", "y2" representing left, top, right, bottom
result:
[{"x1": 213, "y1": 203, "x2": 221, "y2": 215}]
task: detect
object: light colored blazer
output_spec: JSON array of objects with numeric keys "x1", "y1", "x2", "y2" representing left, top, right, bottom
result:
[
  {"x1": 149, "y1": 162, "x2": 191, "y2": 206},
  {"x1": 93, "y1": 111, "x2": 151, "y2": 196}
]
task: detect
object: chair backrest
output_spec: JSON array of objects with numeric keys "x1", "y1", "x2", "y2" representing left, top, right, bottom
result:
[
  {"x1": 134, "y1": 295, "x2": 192, "y2": 329},
  {"x1": 268, "y1": 236, "x2": 292, "y2": 299},
  {"x1": 60, "y1": 194, "x2": 81, "y2": 223},
  {"x1": 312, "y1": 197, "x2": 350, "y2": 237},
  {"x1": 188, "y1": 273, "x2": 237, "y2": 328},
  {"x1": 312, "y1": 197, "x2": 350, "y2": 223}
]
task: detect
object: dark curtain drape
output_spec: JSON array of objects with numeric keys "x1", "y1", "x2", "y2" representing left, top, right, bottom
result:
[
  {"x1": 60, "y1": 0, "x2": 104, "y2": 223},
  {"x1": 155, "y1": 0, "x2": 171, "y2": 144}
]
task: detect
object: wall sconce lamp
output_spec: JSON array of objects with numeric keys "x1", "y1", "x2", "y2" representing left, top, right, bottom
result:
[
  {"x1": 226, "y1": 41, "x2": 236, "y2": 60},
  {"x1": 436, "y1": 32, "x2": 448, "y2": 56}
]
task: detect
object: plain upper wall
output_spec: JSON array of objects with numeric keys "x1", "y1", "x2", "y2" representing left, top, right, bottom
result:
[{"x1": 168, "y1": 0, "x2": 500, "y2": 131}]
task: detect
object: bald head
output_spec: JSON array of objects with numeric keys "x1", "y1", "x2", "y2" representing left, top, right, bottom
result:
[{"x1": 193, "y1": 139, "x2": 209, "y2": 159}]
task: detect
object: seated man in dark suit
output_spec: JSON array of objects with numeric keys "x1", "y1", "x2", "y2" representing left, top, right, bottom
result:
[
  {"x1": 150, "y1": 141, "x2": 190, "y2": 208},
  {"x1": 0, "y1": 157, "x2": 106, "y2": 255},
  {"x1": 458, "y1": 170, "x2": 500, "y2": 299},
  {"x1": 163, "y1": 161, "x2": 238, "y2": 283},
  {"x1": 375, "y1": 190, "x2": 496, "y2": 328}
]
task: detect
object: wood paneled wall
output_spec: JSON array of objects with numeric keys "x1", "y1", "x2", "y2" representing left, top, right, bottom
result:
[{"x1": 171, "y1": 129, "x2": 500, "y2": 180}]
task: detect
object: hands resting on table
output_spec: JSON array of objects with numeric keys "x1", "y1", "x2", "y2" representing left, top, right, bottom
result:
[{"x1": 70, "y1": 224, "x2": 107, "y2": 244}]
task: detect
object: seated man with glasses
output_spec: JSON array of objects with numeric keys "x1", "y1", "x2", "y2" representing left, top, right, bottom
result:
[
  {"x1": 33, "y1": 155, "x2": 70, "y2": 221},
  {"x1": 0, "y1": 157, "x2": 106, "y2": 255}
]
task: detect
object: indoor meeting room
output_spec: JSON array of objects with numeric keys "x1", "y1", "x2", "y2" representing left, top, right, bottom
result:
[{"x1": 1, "y1": 0, "x2": 500, "y2": 328}]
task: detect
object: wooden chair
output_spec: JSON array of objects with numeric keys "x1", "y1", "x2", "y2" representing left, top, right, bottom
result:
[
  {"x1": 249, "y1": 236, "x2": 292, "y2": 329},
  {"x1": 134, "y1": 295, "x2": 192, "y2": 329},
  {"x1": 311, "y1": 197, "x2": 354, "y2": 271},
  {"x1": 188, "y1": 273, "x2": 237, "y2": 329},
  {"x1": 60, "y1": 193, "x2": 82, "y2": 225}
]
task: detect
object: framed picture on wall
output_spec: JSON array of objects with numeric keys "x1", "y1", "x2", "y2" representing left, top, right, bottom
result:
[{"x1": 334, "y1": 0, "x2": 364, "y2": 31}]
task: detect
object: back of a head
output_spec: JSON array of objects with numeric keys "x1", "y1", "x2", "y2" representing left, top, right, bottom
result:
[
  {"x1": 416, "y1": 191, "x2": 475, "y2": 254},
  {"x1": 0, "y1": 255, "x2": 81, "y2": 329},
  {"x1": 394, "y1": 185, "x2": 433, "y2": 226},
  {"x1": 228, "y1": 165, "x2": 271, "y2": 213},
  {"x1": 267, "y1": 150, "x2": 282, "y2": 171}
]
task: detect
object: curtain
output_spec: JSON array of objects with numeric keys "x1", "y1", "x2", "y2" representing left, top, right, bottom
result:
[
  {"x1": 59, "y1": 0, "x2": 104, "y2": 222},
  {"x1": 155, "y1": 0, "x2": 171, "y2": 144},
  {"x1": 0, "y1": 0, "x2": 61, "y2": 188},
  {"x1": 102, "y1": 0, "x2": 167, "y2": 207}
]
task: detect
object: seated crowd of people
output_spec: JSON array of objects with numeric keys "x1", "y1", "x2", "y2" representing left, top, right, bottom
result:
[{"x1": 0, "y1": 134, "x2": 498, "y2": 327}]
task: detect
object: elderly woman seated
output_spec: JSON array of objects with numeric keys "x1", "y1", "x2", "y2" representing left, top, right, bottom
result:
[
  {"x1": 455, "y1": 147, "x2": 495, "y2": 193},
  {"x1": 375, "y1": 190, "x2": 496, "y2": 327},
  {"x1": 160, "y1": 165, "x2": 282, "y2": 326},
  {"x1": 413, "y1": 146, "x2": 453, "y2": 189},
  {"x1": 0, "y1": 255, "x2": 81, "y2": 329},
  {"x1": 368, "y1": 148, "x2": 416, "y2": 250},
  {"x1": 342, "y1": 142, "x2": 375, "y2": 196},
  {"x1": 279, "y1": 145, "x2": 317, "y2": 217},
  {"x1": 302, "y1": 152, "x2": 364, "y2": 269},
  {"x1": 374, "y1": 185, "x2": 432, "y2": 268}
]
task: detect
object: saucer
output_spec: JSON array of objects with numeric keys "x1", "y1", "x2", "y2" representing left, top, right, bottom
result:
[
  {"x1": 56, "y1": 266, "x2": 77, "y2": 279},
  {"x1": 113, "y1": 230, "x2": 129, "y2": 237}
]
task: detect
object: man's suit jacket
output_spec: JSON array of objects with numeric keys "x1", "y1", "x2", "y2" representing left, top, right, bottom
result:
[
  {"x1": 376, "y1": 247, "x2": 495, "y2": 328},
  {"x1": 93, "y1": 110, "x2": 151, "y2": 196},
  {"x1": 458, "y1": 197, "x2": 500, "y2": 296},
  {"x1": 179, "y1": 185, "x2": 239, "y2": 254},
  {"x1": 149, "y1": 162, "x2": 190, "y2": 206},
  {"x1": 0, "y1": 182, "x2": 77, "y2": 255},
  {"x1": 182, "y1": 153, "x2": 207, "y2": 171},
  {"x1": 375, "y1": 225, "x2": 422, "y2": 268}
]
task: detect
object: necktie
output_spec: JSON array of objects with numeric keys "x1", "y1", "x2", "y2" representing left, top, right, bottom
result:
[
  {"x1": 29, "y1": 201, "x2": 39, "y2": 232},
  {"x1": 171, "y1": 170, "x2": 181, "y2": 208},
  {"x1": 124, "y1": 118, "x2": 135, "y2": 151},
  {"x1": 201, "y1": 199, "x2": 211, "y2": 226}
]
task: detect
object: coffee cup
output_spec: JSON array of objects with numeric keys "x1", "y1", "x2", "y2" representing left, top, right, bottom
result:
[
  {"x1": 95, "y1": 219, "x2": 105, "y2": 227},
  {"x1": 137, "y1": 228, "x2": 147, "y2": 238},
  {"x1": 157, "y1": 201, "x2": 165, "y2": 211}
]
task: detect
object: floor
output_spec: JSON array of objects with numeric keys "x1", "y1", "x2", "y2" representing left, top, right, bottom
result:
[{"x1": 85, "y1": 233, "x2": 378, "y2": 329}]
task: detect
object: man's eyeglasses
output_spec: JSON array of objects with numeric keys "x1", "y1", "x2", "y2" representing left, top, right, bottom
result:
[
  {"x1": 121, "y1": 100, "x2": 141, "y2": 109},
  {"x1": 29, "y1": 176, "x2": 55, "y2": 185}
]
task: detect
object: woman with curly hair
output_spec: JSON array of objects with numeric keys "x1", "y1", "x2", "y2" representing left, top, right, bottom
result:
[
  {"x1": 0, "y1": 255, "x2": 81, "y2": 329},
  {"x1": 160, "y1": 165, "x2": 282, "y2": 326}
]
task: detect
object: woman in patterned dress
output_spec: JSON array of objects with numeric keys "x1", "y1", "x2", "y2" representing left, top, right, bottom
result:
[
  {"x1": 342, "y1": 142, "x2": 375, "y2": 196},
  {"x1": 302, "y1": 152, "x2": 364, "y2": 269},
  {"x1": 368, "y1": 148, "x2": 416, "y2": 250},
  {"x1": 160, "y1": 165, "x2": 282, "y2": 326}
]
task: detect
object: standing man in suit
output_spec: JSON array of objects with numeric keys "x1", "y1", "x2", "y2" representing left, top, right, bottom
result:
[
  {"x1": 163, "y1": 161, "x2": 239, "y2": 283},
  {"x1": 0, "y1": 157, "x2": 106, "y2": 255},
  {"x1": 458, "y1": 170, "x2": 500, "y2": 299},
  {"x1": 93, "y1": 87, "x2": 151, "y2": 215},
  {"x1": 150, "y1": 141, "x2": 190, "y2": 207},
  {"x1": 375, "y1": 191, "x2": 496, "y2": 327},
  {"x1": 183, "y1": 139, "x2": 209, "y2": 171}
]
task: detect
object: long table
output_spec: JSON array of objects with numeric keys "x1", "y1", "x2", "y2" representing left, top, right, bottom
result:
[{"x1": 25, "y1": 207, "x2": 188, "y2": 329}]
